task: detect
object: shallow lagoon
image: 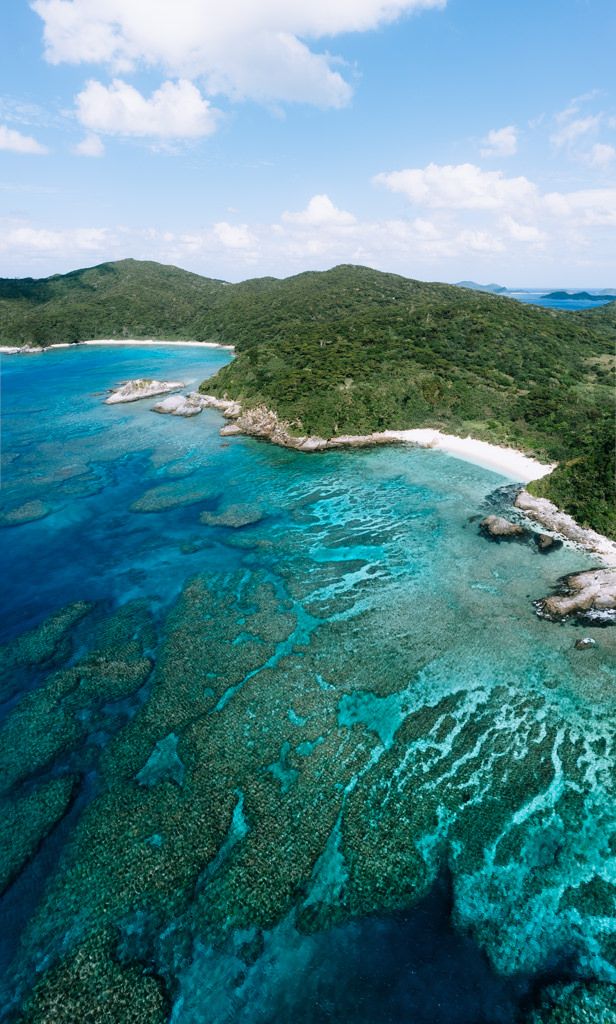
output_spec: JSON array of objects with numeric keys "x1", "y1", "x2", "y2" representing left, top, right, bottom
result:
[{"x1": 1, "y1": 344, "x2": 616, "y2": 1023}]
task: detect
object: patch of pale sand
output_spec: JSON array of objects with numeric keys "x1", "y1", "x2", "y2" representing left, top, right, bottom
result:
[
  {"x1": 379, "y1": 429, "x2": 556, "y2": 484},
  {"x1": 81, "y1": 340, "x2": 234, "y2": 349},
  {"x1": 0, "y1": 340, "x2": 235, "y2": 353}
]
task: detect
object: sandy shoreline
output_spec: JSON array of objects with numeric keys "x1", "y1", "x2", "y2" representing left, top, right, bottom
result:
[
  {"x1": 375, "y1": 429, "x2": 555, "y2": 483},
  {"x1": 211, "y1": 400, "x2": 555, "y2": 484},
  {"x1": 0, "y1": 339, "x2": 235, "y2": 353}
]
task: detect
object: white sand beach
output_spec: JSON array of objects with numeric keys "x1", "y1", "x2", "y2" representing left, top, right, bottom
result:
[
  {"x1": 382, "y1": 429, "x2": 556, "y2": 483},
  {"x1": 81, "y1": 339, "x2": 235, "y2": 350},
  {"x1": 0, "y1": 339, "x2": 235, "y2": 354}
]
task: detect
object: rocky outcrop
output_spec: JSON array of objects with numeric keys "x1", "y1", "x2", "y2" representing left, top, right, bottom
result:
[
  {"x1": 515, "y1": 490, "x2": 616, "y2": 564},
  {"x1": 535, "y1": 567, "x2": 616, "y2": 623},
  {"x1": 105, "y1": 379, "x2": 184, "y2": 404},
  {"x1": 151, "y1": 393, "x2": 202, "y2": 417},
  {"x1": 575, "y1": 637, "x2": 597, "y2": 649},
  {"x1": 479, "y1": 516, "x2": 528, "y2": 540},
  {"x1": 197, "y1": 397, "x2": 398, "y2": 452}
]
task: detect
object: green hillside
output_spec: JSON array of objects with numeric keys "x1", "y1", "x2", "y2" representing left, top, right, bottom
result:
[
  {"x1": 0, "y1": 259, "x2": 227, "y2": 346},
  {"x1": 2, "y1": 259, "x2": 614, "y2": 536},
  {"x1": 199, "y1": 265, "x2": 615, "y2": 536}
]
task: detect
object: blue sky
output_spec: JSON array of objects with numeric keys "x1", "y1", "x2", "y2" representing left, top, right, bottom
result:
[{"x1": 1, "y1": 0, "x2": 615, "y2": 284}]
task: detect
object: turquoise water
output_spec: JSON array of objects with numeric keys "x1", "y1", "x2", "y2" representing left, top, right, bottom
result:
[{"x1": 1, "y1": 344, "x2": 616, "y2": 1022}]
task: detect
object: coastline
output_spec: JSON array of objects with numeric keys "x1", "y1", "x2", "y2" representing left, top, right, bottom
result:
[
  {"x1": 207, "y1": 398, "x2": 554, "y2": 483},
  {"x1": 2, "y1": 334, "x2": 611, "y2": 565},
  {"x1": 0, "y1": 339, "x2": 235, "y2": 354},
  {"x1": 204, "y1": 396, "x2": 616, "y2": 565},
  {"x1": 514, "y1": 490, "x2": 616, "y2": 567}
]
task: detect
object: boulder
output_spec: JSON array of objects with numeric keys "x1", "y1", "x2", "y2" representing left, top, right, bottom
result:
[
  {"x1": 296, "y1": 437, "x2": 329, "y2": 451},
  {"x1": 152, "y1": 394, "x2": 204, "y2": 417},
  {"x1": 151, "y1": 395, "x2": 187, "y2": 414},
  {"x1": 575, "y1": 638, "x2": 597, "y2": 650},
  {"x1": 534, "y1": 533, "x2": 563, "y2": 553},
  {"x1": 198, "y1": 394, "x2": 241, "y2": 413},
  {"x1": 479, "y1": 515, "x2": 527, "y2": 540},
  {"x1": 104, "y1": 379, "x2": 184, "y2": 404}
]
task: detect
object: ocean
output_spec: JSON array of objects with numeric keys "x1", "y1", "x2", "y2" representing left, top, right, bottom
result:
[
  {"x1": 1, "y1": 343, "x2": 616, "y2": 1023},
  {"x1": 508, "y1": 292, "x2": 615, "y2": 311}
]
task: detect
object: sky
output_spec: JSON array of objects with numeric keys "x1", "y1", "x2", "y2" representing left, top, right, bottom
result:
[{"x1": 0, "y1": 0, "x2": 615, "y2": 285}]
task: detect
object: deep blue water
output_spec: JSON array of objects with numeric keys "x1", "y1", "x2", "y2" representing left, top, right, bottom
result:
[
  {"x1": 508, "y1": 292, "x2": 615, "y2": 311},
  {"x1": 2, "y1": 343, "x2": 616, "y2": 1023}
]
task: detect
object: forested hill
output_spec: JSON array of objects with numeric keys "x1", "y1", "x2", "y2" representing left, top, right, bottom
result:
[
  {"x1": 2, "y1": 259, "x2": 614, "y2": 535},
  {"x1": 0, "y1": 259, "x2": 227, "y2": 346}
]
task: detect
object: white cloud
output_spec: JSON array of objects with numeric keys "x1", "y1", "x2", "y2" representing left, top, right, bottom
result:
[
  {"x1": 32, "y1": 0, "x2": 447, "y2": 108},
  {"x1": 588, "y1": 143, "x2": 616, "y2": 168},
  {"x1": 374, "y1": 160, "x2": 616, "y2": 229},
  {"x1": 373, "y1": 163, "x2": 537, "y2": 211},
  {"x1": 480, "y1": 125, "x2": 518, "y2": 158},
  {"x1": 543, "y1": 188, "x2": 616, "y2": 227},
  {"x1": 499, "y1": 215, "x2": 545, "y2": 244},
  {"x1": 75, "y1": 78, "x2": 220, "y2": 137},
  {"x1": 370, "y1": 160, "x2": 616, "y2": 272},
  {"x1": 73, "y1": 132, "x2": 104, "y2": 155},
  {"x1": 550, "y1": 114, "x2": 601, "y2": 148},
  {"x1": 0, "y1": 225, "x2": 108, "y2": 253},
  {"x1": 3, "y1": 183, "x2": 615, "y2": 280},
  {"x1": 213, "y1": 222, "x2": 258, "y2": 249},
  {"x1": 0, "y1": 124, "x2": 48, "y2": 154},
  {"x1": 555, "y1": 91, "x2": 600, "y2": 124},
  {"x1": 282, "y1": 194, "x2": 356, "y2": 226}
]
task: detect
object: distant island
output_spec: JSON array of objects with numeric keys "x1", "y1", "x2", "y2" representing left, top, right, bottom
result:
[
  {"x1": 455, "y1": 281, "x2": 507, "y2": 293},
  {"x1": 542, "y1": 290, "x2": 616, "y2": 301},
  {"x1": 1, "y1": 259, "x2": 614, "y2": 538}
]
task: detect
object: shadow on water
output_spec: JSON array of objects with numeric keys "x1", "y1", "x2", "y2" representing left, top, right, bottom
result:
[
  {"x1": 262, "y1": 873, "x2": 578, "y2": 1024},
  {"x1": 162, "y1": 868, "x2": 581, "y2": 1024}
]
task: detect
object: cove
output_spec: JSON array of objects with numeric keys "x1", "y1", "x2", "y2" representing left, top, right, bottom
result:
[{"x1": 1, "y1": 344, "x2": 616, "y2": 1023}]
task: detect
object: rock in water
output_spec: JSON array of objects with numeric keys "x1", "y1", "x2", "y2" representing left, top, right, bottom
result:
[
  {"x1": 536, "y1": 567, "x2": 616, "y2": 623},
  {"x1": 534, "y1": 533, "x2": 563, "y2": 553},
  {"x1": 575, "y1": 637, "x2": 597, "y2": 649},
  {"x1": 151, "y1": 395, "x2": 186, "y2": 414},
  {"x1": 479, "y1": 515, "x2": 527, "y2": 540},
  {"x1": 152, "y1": 393, "x2": 204, "y2": 417},
  {"x1": 104, "y1": 379, "x2": 185, "y2": 404}
]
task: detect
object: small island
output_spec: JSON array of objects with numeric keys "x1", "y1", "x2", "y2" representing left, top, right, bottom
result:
[{"x1": 541, "y1": 290, "x2": 616, "y2": 301}]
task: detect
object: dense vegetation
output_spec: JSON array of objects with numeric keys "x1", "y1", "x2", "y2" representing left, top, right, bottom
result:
[
  {"x1": 2, "y1": 260, "x2": 614, "y2": 536},
  {"x1": 0, "y1": 259, "x2": 226, "y2": 346}
]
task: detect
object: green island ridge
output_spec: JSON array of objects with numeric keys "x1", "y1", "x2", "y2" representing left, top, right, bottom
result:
[
  {"x1": 2, "y1": 258, "x2": 615, "y2": 538},
  {"x1": 541, "y1": 291, "x2": 616, "y2": 302}
]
